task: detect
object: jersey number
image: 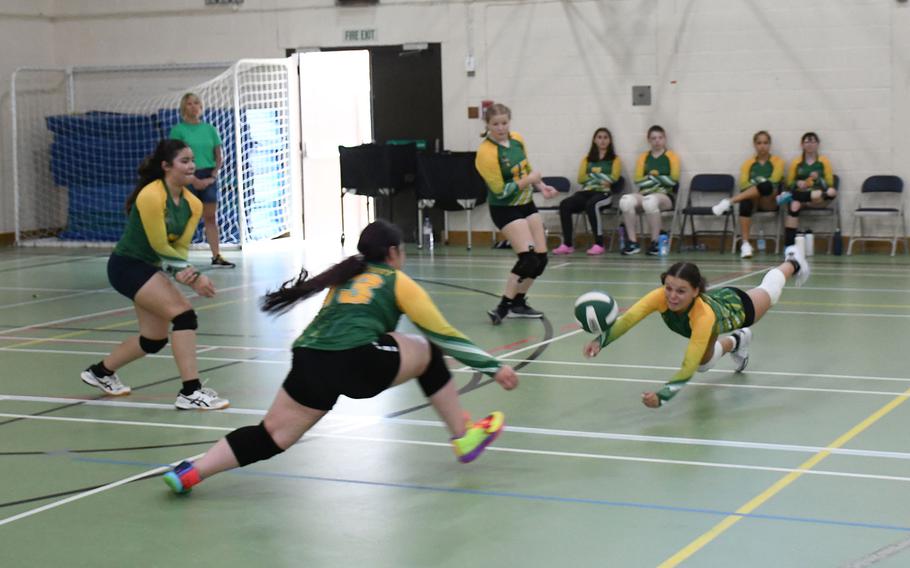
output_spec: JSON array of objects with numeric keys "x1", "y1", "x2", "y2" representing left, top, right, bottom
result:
[{"x1": 337, "y1": 273, "x2": 384, "y2": 305}]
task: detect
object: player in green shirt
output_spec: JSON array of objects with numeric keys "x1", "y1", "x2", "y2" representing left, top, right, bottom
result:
[
  {"x1": 79, "y1": 140, "x2": 229, "y2": 410},
  {"x1": 778, "y1": 132, "x2": 837, "y2": 247},
  {"x1": 169, "y1": 92, "x2": 234, "y2": 268},
  {"x1": 475, "y1": 103, "x2": 558, "y2": 324},
  {"x1": 551, "y1": 127, "x2": 623, "y2": 256},
  {"x1": 620, "y1": 125, "x2": 680, "y2": 255},
  {"x1": 163, "y1": 220, "x2": 519, "y2": 494},
  {"x1": 711, "y1": 131, "x2": 786, "y2": 258}
]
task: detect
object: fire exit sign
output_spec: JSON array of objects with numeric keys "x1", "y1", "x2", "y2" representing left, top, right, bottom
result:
[{"x1": 344, "y1": 29, "x2": 376, "y2": 41}]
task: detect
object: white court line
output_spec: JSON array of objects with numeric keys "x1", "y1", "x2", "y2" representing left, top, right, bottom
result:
[
  {"x1": 0, "y1": 347, "x2": 287, "y2": 365},
  {"x1": 0, "y1": 286, "x2": 97, "y2": 293},
  {"x1": 550, "y1": 262, "x2": 571, "y2": 269},
  {"x1": 0, "y1": 289, "x2": 113, "y2": 311},
  {"x1": 0, "y1": 336, "x2": 286, "y2": 352}
]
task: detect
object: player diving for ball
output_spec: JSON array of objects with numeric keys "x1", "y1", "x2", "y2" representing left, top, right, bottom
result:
[{"x1": 583, "y1": 247, "x2": 810, "y2": 408}]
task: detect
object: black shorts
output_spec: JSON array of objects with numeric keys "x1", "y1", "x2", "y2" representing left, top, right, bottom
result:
[
  {"x1": 107, "y1": 253, "x2": 161, "y2": 300},
  {"x1": 282, "y1": 334, "x2": 401, "y2": 411},
  {"x1": 489, "y1": 202, "x2": 539, "y2": 230},
  {"x1": 729, "y1": 287, "x2": 756, "y2": 328}
]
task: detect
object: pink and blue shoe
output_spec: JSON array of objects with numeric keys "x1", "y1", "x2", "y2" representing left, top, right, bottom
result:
[{"x1": 163, "y1": 461, "x2": 202, "y2": 494}]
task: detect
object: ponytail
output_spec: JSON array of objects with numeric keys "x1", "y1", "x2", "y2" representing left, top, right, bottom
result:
[
  {"x1": 125, "y1": 139, "x2": 189, "y2": 214},
  {"x1": 261, "y1": 220, "x2": 404, "y2": 316}
]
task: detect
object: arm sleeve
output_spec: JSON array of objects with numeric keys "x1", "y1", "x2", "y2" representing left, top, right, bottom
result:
[
  {"x1": 170, "y1": 191, "x2": 204, "y2": 261},
  {"x1": 666, "y1": 151, "x2": 681, "y2": 183},
  {"x1": 475, "y1": 141, "x2": 517, "y2": 199},
  {"x1": 739, "y1": 159, "x2": 753, "y2": 190},
  {"x1": 134, "y1": 186, "x2": 192, "y2": 267},
  {"x1": 598, "y1": 288, "x2": 665, "y2": 348},
  {"x1": 394, "y1": 272, "x2": 502, "y2": 376},
  {"x1": 787, "y1": 160, "x2": 799, "y2": 189},
  {"x1": 634, "y1": 152, "x2": 648, "y2": 185},
  {"x1": 820, "y1": 156, "x2": 835, "y2": 188},
  {"x1": 577, "y1": 158, "x2": 590, "y2": 185},
  {"x1": 770, "y1": 156, "x2": 785, "y2": 184},
  {"x1": 669, "y1": 305, "x2": 715, "y2": 383},
  {"x1": 611, "y1": 157, "x2": 623, "y2": 182},
  {"x1": 168, "y1": 124, "x2": 181, "y2": 140}
]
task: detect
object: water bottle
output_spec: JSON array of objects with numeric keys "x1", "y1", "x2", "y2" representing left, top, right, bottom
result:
[
  {"x1": 658, "y1": 231, "x2": 669, "y2": 256},
  {"x1": 833, "y1": 227, "x2": 843, "y2": 256},
  {"x1": 794, "y1": 232, "x2": 806, "y2": 257},
  {"x1": 618, "y1": 223, "x2": 626, "y2": 250},
  {"x1": 805, "y1": 229, "x2": 814, "y2": 256},
  {"x1": 757, "y1": 229, "x2": 767, "y2": 253},
  {"x1": 422, "y1": 215, "x2": 434, "y2": 250}
]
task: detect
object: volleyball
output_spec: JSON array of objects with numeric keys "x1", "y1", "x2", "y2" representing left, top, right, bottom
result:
[{"x1": 574, "y1": 291, "x2": 618, "y2": 334}]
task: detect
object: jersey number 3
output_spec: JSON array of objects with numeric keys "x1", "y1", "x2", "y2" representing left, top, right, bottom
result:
[{"x1": 337, "y1": 273, "x2": 384, "y2": 305}]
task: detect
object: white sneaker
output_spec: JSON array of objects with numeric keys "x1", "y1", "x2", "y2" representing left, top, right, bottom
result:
[
  {"x1": 740, "y1": 241, "x2": 753, "y2": 259},
  {"x1": 80, "y1": 368, "x2": 131, "y2": 396},
  {"x1": 784, "y1": 245, "x2": 811, "y2": 287},
  {"x1": 730, "y1": 328, "x2": 752, "y2": 372},
  {"x1": 175, "y1": 386, "x2": 230, "y2": 410},
  {"x1": 712, "y1": 198, "x2": 731, "y2": 217}
]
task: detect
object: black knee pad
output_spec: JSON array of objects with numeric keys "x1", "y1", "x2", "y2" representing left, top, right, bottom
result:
[
  {"x1": 172, "y1": 309, "x2": 198, "y2": 331},
  {"x1": 532, "y1": 252, "x2": 548, "y2": 278},
  {"x1": 738, "y1": 199, "x2": 754, "y2": 218},
  {"x1": 226, "y1": 422, "x2": 285, "y2": 467},
  {"x1": 511, "y1": 251, "x2": 540, "y2": 282},
  {"x1": 417, "y1": 343, "x2": 451, "y2": 398},
  {"x1": 793, "y1": 191, "x2": 813, "y2": 203},
  {"x1": 757, "y1": 181, "x2": 773, "y2": 196},
  {"x1": 823, "y1": 189, "x2": 836, "y2": 201},
  {"x1": 139, "y1": 335, "x2": 168, "y2": 354}
]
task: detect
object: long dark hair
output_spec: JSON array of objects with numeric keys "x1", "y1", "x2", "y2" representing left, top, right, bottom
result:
[
  {"x1": 660, "y1": 262, "x2": 707, "y2": 293},
  {"x1": 125, "y1": 139, "x2": 189, "y2": 214},
  {"x1": 800, "y1": 131, "x2": 820, "y2": 162},
  {"x1": 261, "y1": 220, "x2": 404, "y2": 315},
  {"x1": 587, "y1": 127, "x2": 616, "y2": 163}
]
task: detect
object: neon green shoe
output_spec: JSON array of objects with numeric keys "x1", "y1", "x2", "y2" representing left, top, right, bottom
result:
[{"x1": 451, "y1": 411, "x2": 504, "y2": 463}]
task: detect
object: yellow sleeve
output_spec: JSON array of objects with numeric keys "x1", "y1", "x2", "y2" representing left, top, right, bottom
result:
[
  {"x1": 739, "y1": 158, "x2": 753, "y2": 190},
  {"x1": 787, "y1": 160, "x2": 799, "y2": 188},
  {"x1": 171, "y1": 189, "x2": 203, "y2": 259},
  {"x1": 475, "y1": 140, "x2": 505, "y2": 195},
  {"x1": 134, "y1": 182, "x2": 187, "y2": 262},
  {"x1": 611, "y1": 156, "x2": 622, "y2": 181},
  {"x1": 666, "y1": 150, "x2": 681, "y2": 182},
  {"x1": 770, "y1": 156, "x2": 785, "y2": 184},
  {"x1": 394, "y1": 272, "x2": 501, "y2": 375},
  {"x1": 603, "y1": 288, "x2": 666, "y2": 346},
  {"x1": 671, "y1": 300, "x2": 716, "y2": 382},
  {"x1": 819, "y1": 156, "x2": 835, "y2": 188},
  {"x1": 634, "y1": 152, "x2": 648, "y2": 182},
  {"x1": 578, "y1": 157, "x2": 590, "y2": 185}
]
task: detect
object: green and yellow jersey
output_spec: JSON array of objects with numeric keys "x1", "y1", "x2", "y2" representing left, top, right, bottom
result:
[
  {"x1": 634, "y1": 150, "x2": 680, "y2": 196},
  {"x1": 787, "y1": 155, "x2": 834, "y2": 191},
  {"x1": 113, "y1": 180, "x2": 203, "y2": 270},
  {"x1": 739, "y1": 155, "x2": 785, "y2": 191},
  {"x1": 578, "y1": 155, "x2": 622, "y2": 192},
  {"x1": 295, "y1": 263, "x2": 502, "y2": 376},
  {"x1": 599, "y1": 287, "x2": 748, "y2": 383},
  {"x1": 475, "y1": 132, "x2": 534, "y2": 207}
]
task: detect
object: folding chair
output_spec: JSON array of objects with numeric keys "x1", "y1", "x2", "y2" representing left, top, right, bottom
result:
[
  {"x1": 533, "y1": 176, "x2": 572, "y2": 240},
  {"x1": 676, "y1": 174, "x2": 736, "y2": 253},
  {"x1": 797, "y1": 174, "x2": 841, "y2": 254},
  {"x1": 847, "y1": 175, "x2": 908, "y2": 256},
  {"x1": 731, "y1": 184, "x2": 783, "y2": 254}
]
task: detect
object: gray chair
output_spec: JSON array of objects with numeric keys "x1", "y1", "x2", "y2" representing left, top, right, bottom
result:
[
  {"x1": 796, "y1": 174, "x2": 841, "y2": 254},
  {"x1": 676, "y1": 174, "x2": 736, "y2": 253},
  {"x1": 731, "y1": 184, "x2": 783, "y2": 254},
  {"x1": 847, "y1": 175, "x2": 908, "y2": 256}
]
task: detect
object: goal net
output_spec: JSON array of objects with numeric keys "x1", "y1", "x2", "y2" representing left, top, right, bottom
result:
[{"x1": 11, "y1": 59, "x2": 300, "y2": 247}]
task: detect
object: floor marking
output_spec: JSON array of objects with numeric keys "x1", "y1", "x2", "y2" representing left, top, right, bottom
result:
[
  {"x1": 0, "y1": 289, "x2": 112, "y2": 310},
  {"x1": 657, "y1": 386, "x2": 910, "y2": 567},
  {"x1": 842, "y1": 535, "x2": 910, "y2": 567}
]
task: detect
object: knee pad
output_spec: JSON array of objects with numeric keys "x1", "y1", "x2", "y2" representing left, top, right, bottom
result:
[
  {"x1": 823, "y1": 188, "x2": 836, "y2": 201},
  {"x1": 619, "y1": 194, "x2": 637, "y2": 213},
  {"x1": 738, "y1": 199, "x2": 754, "y2": 218},
  {"x1": 511, "y1": 251, "x2": 540, "y2": 282},
  {"x1": 139, "y1": 335, "x2": 168, "y2": 354},
  {"x1": 758, "y1": 268, "x2": 786, "y2": 305},
  {"x1": 532, "y1": 253, "x2": 548, "y2": 278},
  {"x1": 642, "y1": 194, "x2": 662, "y2": 214},
  {"x1": 787, "y1": 202, "x2": 801, "y2": 218},
  {"x1": 226, "y1": 422, "x2": 285, "y2": 467},
  {"x1": 697, "y1": 340, "x2": 725, "y2": 372},
  {"x1": 171, "y1": 309, "x2": 198, "y2": 331},
  {"x1": 757, "y1": 181, "x2": 773, "y2": 196},
  {"x1": 418, "y1": 343, "x2": 451, "y2": 398}
]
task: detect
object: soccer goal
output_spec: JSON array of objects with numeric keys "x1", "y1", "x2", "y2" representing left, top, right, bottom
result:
[{"x1": 11, "y1": 58, "x2": 302, "y2": 247}]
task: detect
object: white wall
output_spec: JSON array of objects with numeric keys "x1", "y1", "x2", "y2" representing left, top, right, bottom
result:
[{"x1": 2, "y1": 0, "x2": 909, "y2": 236}]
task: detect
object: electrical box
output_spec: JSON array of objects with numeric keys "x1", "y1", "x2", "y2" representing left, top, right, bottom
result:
[{"x1": 632, "y1": 85, "x2": 651, "y2": 106}]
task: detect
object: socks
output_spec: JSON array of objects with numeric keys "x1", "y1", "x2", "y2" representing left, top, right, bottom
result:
[
  {"x1": 513, "y1": 293, "x2": 527, "y2": 307},
  {"x1": 90, "y1": 361, "x2": 114, "y2": 377},
  {"x1": 785, "y1": 227, "x2": 797, "y2": 246},
  {"x1": 787, "y1": 259, "x2": 800, "y2": 274},
  {"x1": 180, "y1": 379, "x2": 202, "y2": 396}
]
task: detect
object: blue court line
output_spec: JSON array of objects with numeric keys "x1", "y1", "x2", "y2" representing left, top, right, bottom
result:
[{"x1": 72, "y1": 455, "x2": 910, "y2": 533}]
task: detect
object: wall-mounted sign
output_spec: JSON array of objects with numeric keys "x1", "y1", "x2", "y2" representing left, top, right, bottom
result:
[
  {"x1": 344, "y1": 29, "x2": 376, "y2": 41},
  {"x1": 205, "y1": 0, "x2": 244, "y2": 4}
]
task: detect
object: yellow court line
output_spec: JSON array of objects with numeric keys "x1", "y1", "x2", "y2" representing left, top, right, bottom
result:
[
  {"x1": 657, "y1": 386, "x2": 910, "y2": 568},
  {"x1": 6, "y1": 298, "x2": 245, "y2": 350}
]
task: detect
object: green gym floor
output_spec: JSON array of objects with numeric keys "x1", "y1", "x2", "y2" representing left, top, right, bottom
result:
[{"x1": 1, "y1": 240, "x2": 910, "y2": 567}]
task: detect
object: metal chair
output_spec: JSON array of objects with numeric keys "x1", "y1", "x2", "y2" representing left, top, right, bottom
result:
[
  {"x1": 796, "y1": 174, "x2": 841, "y2": 254},
  {"x1": 676, "y1": 174, "x2": 736, "y2": 253},
  {"x1": 731, "y1": 184, "x2": 784, "y2": 254},
  {"x1": 533, "y1": 175, "x2": 573, "y2": 239},
  {"x1": 847, "y1": 175, "x2": 908, "y2": 256}
]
